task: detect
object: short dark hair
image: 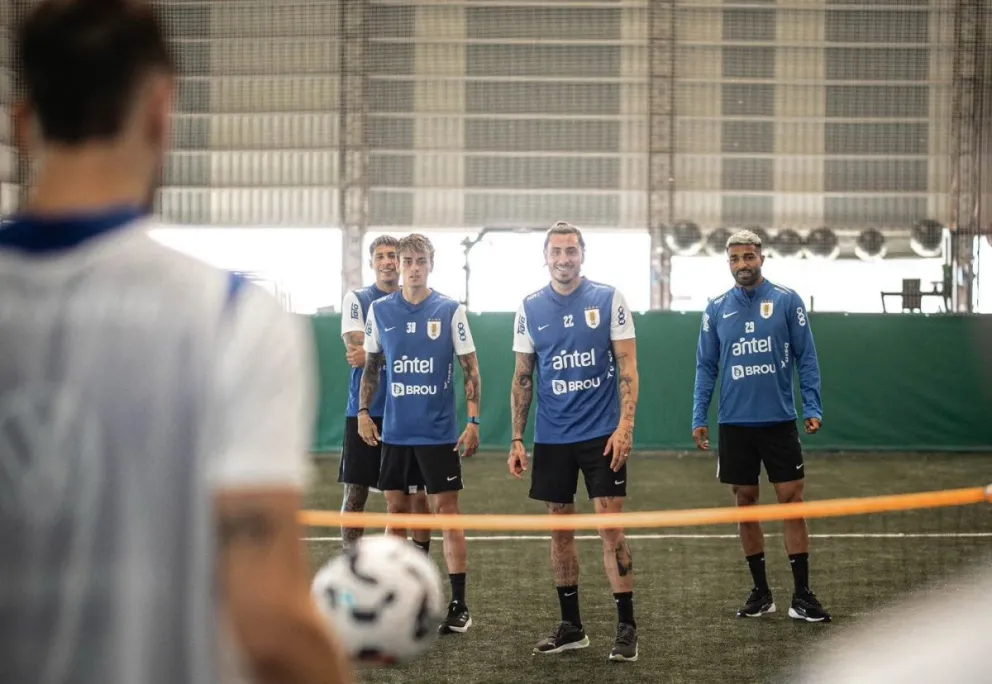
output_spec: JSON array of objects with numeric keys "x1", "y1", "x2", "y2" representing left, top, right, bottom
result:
[
  {"x1": 368, "y1": 235, "x2": 399, "y2": 257},
  {"x1": 544, "y1": 221, "x2": 586, "y2": 252},
  {"x1": 16, "y1": 0, "x2": 175, "y2": 145}
]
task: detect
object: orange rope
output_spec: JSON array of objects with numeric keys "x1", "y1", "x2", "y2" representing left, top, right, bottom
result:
[{"x1": 300, "y1": 485, "x2": 992, "y2": 531}]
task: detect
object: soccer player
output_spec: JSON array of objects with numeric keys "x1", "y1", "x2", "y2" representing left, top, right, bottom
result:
[
  {"x1": 0, "y1": 2, "x2": 351, "y2": 683},
  {"x1": 338, "y1": 235, "x2": 432, "y2": 551},
  {"x1": 508, "y1": 221, "x2": 640, "y2": 662},
  {"x1": 691, "y1": 229, "x2": 831, "y2": 623},
  {"x1": 357, "y1": 233, "x2": 480, "y2": 636}
]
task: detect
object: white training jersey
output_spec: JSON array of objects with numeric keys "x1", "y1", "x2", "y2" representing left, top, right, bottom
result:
[{"x1": 0, "y1": 214, "x2": 315, "y2": 684}]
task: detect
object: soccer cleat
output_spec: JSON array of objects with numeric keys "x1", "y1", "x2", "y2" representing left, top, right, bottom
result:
[
  {"x1": 533, "y1": 621, "x2": 590, "y2": 655},
  {"x1": 736, "y1": 587, "x2": 776, "y2": 617},
  {"x1": 608, "y1": 623, "x2": 638, "y2": 662},
  {"x1": 789, "y1": 590, "x2": 832, "y2": 623},
  {"x1": 438, "y1": 600, "x2": 472, "y2": 635}
]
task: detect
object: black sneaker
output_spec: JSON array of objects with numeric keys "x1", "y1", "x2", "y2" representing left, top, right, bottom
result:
[
  {"x1": 608, "y1": 623, "x2": 638, "y2": 662},
  {"x1": 736, "y1": 587, "x2": 776, "y2": 618},
  {"x1": 533, "y1": 621, "x2": 590, "y2": 655},
  {"x1": 438, "y1": 600, "x2": 472, "y2": 635},
  {"x1": 789, "y1": 590, "x2": 831, "y2": 623}
]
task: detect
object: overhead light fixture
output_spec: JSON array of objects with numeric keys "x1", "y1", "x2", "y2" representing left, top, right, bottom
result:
[
  {"x1": 910, "y1": 219, "x2": 944, "y2": 258},
  {"x1": 804, "y1": 227, "x2": 840, "y2": 260},
  {"x1": 769, "y1": 229, "x2": 805, "y2": 258},
  {"x1": 854, "y1": 228, "x2": 887, "y2": 260},
  {"x1": 664, "y1": 220, "x2": 703, "y2": 256},
  {"x1": 705, "y1": 228, "x2": 732, "y2": 256}
]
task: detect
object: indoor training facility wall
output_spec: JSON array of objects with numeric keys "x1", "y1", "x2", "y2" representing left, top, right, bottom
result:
[{"x1": 310, "y1": 312, "x2": 992, "y2": 454}]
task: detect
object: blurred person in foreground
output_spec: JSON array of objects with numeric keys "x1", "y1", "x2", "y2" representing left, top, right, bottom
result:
[
  {"x1": 785, "y1": 562, "x2": 992, "y2": 683},
  {"x1": 692, "y1": 229, "x2": 831, "y2": 623},
  {"x1": 337, "y1": 234, "x2": 432, "y2": 551},
  {"x1": 0, "y1": 1, "x2": 350, "y2": 683},
  {"x1": 508, "y1": 221, "x2": 641, "y2": 661},
  {"x1": 358, "y1": 233, "x2": 481, "y2": 636}
]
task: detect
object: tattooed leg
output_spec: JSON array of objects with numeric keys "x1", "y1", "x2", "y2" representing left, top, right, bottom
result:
[
  {"x1": 340, "y1": 484, "x2": 369, "y2": 549},
  {"x1": 548, "y1": 503, "x2": 579, "y2": 586},
  {"x1": 595, "y1": 497, "x2": 634, "y2": 592}
]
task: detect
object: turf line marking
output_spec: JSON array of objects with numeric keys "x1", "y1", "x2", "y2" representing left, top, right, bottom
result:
[{"x1": 304, "y1": 532, "x2": 992, "y2": 542}]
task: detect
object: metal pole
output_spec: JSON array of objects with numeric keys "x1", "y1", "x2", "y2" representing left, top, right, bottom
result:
[
  {"x1": 339, "y1": 0, "x2": 370, "y2": 296},
  {"x1": 648, "y1": 0, "x2": 677, "y2": 310}
]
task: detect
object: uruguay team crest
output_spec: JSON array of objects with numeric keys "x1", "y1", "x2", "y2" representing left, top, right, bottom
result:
[
  {"x1": 760, "y1": 300, "x2": 774, "y2": 319},
  {"x1": 426, "y1": 318, "x2": 441, "y2": 340},
  {"x1": 584, "y1": 307, "x2": 601, "y2": 329}
]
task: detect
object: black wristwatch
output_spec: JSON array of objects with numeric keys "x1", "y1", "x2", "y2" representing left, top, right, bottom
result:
[
  {"x1": 358, "y1": 408, "x2": 369, "y2": 415},
  {"x1": 467, "y1": 416, "x2": 480, "y2": 426}
]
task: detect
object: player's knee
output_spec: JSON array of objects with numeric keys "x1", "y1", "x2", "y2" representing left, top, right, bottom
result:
[
  {"x1": 732, "y1": 485, "x2": 760, "y2": 507},
  {"x1": 593, "y1": 496, "x2": 624, "y2": 515},
  {"x1": 546, "y1": 502, "x2": 575, "y2": 515},
  {"x1": 385, "y1": 496, "x2": 412, "y2": 515},
  {"x1": 551, "y1": 529, "x2": 575, "y2": 548},
  {"x1": 432, "y1": 494, "x2": 460, "y2": 516},
  {"x1": 775, "y1": 483, "x2": 804, "y2": 504},
  {"x1": 410, "y1": 490, "x2": 431, "y2": 514}
]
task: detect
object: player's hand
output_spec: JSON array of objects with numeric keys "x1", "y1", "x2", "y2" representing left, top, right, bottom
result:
[
  {"x1": 345, "y1": 343, "x2": 365, "y2": 368},
  {"x1": 455, "y1": 423, "x2": 479, "y2": 459},
  {"x1": 604, "y1": 420, "x2": 634, "y2": 472},
  {"x1": 692, "y1": 426, "x2": 710, "y2": 450},
  {"x1": 804, "y1": 417, "x2": 822, "y2": 434},
  {"x1": 357, "y1": 412, "x2": 380, "y2": 446},
  {"x1": 508, "y1": 440, "x2": 528, "y2": 480}
]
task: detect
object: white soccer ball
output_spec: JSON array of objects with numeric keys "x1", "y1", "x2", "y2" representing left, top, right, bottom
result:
[{"x1": 311, "y1": 535, "x2": 446, "y2": 667}]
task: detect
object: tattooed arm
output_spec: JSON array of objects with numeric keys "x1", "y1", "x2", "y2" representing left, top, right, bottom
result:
[
  {"x1": 358, "y1": 351, "x2": 385, "y2": 413},
  {"x1": 613, "y1": 338, "x2": 639, "y2": 430},
  {"x1": 342, "y1": 331, "x2": 365, "y2": 368},
  {"x1": 511, "y1": 352, "x2": 536, "y2": 440},
  {"x1": 605, "y1": 289, "x2": 638, "y2": 470},
  {"x1": 457, "y1": 352, "x2": 482, "y2": 420}
]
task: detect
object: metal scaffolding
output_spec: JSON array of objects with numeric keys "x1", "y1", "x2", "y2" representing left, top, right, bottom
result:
[
  {"x1": 338, "y1": 0, "x2": 370, "y2": 298},
  {"x1": 648, "y1": 0, "x2": 676, "y2": 310},
  {"x1": 949, "y1": 0, "x2": 984, "y2": 312}
]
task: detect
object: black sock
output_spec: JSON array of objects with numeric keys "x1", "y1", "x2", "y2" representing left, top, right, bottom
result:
[
  {"x1": 412, "y1": 538, "x2": 430, "y2": 555},
  {"x1": 556, "y1": 585, "x2": 581, "y2": 627},
  {"x1": 449, "y1": 573, "x2": 466, "y2": 605},
  {"x1": 789, "y1": 553, "x2": 810, "y2": 594},
  {"x1": 614, "y1": 591, "x2": 635, "y2": 628},
  {"x1": 746, "y1": 552, "x2": 769, "y2": 592}
]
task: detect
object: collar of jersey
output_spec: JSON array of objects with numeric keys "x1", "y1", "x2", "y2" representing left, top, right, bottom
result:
[
  {"x1": 545, "y1": 277, "x2": 588, "y2": 306},
  {"x1": 0, "y1": 205, "x2": 147, "y2": 253},
  {"x1": 733, "y1": 278, "x2": 772, "y2": 304},
  {"x1": 398, "y1": 288, "x2": 437, "y2": 311}
]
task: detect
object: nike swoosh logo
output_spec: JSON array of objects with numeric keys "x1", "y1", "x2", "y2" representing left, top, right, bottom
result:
[
  {"x1": 447, "y1": 475, "x2": 458, "y2": 482},
  {"x1": 564, "y1": 592, "x2": 576, "y2": 597},
  {"x1": 723, "y1": 311, "x2": 738, "y2": 318},
  {"x1": 538, "y1": 324, "x2": 549, "y2": 331},
  {"x1": 615, "y1": 480, "x2": 625, "y2": 485},
  {"x1": 384, "y1": 326, "x2": 395, "y2": 331},
  {"x1": 796, "y1": 464, "x2": 804, "y2": 469}
]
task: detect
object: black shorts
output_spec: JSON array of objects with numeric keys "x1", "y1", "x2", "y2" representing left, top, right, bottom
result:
[
  {"x1": 529, "y1": 434, "x2": 627, "y2": 505},
  {"x1": 338, "y1": 417, "x2": 424, "y2": 493},
  {"x1": 379, "y1": 442, "x2": 462, "y2": 495},
  {"x1": 717, "y1": 421, "x2": 805, "y2": 486}
]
